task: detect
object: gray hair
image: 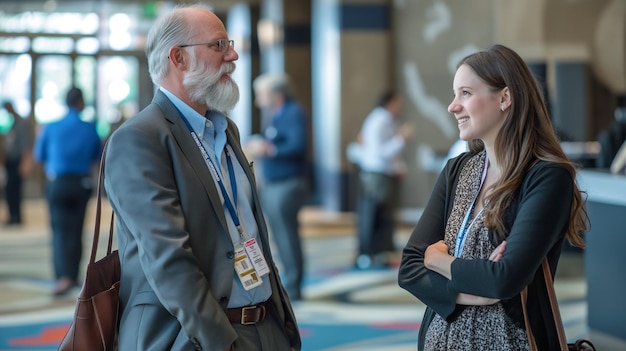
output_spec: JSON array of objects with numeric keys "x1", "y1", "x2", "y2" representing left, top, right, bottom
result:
[
  {"x1": 145, "y1": 4, "x2": 212, "y2": 86},
  {"x1": 253, "y1": 72, "x2": 293, "y2": 98}
]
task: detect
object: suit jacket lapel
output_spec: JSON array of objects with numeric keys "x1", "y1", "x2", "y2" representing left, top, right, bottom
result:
[{"x1": 153, "y1": 91, "x2": 230, "y2": 233}]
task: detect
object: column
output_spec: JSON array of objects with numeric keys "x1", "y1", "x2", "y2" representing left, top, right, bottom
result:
[{"x1": 312, "y1": 0, "x2": 393, "y2": 211}]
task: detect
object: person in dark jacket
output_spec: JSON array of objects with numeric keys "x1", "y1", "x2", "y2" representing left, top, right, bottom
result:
[
  {"x1": 398, "y1": 44, "x2": 588, "y2": 350},
  {"x1": 2, "y1": 101, "x2": 33, "y2": 226},
  {"x1": 249, "y1": 73, "x2": 309, "y2": 302},
  {"x1": 596, "y1": 105, "x2": 626, "y2": 169}
]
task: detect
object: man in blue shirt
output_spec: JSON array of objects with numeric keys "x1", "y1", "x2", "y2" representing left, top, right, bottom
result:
[{"x1": 34, "y1": 87, "x2": 102, "y2": 296}]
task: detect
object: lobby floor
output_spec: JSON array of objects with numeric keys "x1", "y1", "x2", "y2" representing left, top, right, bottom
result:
[{"x1": 0, "y1": 199, "x2": 623, "y2": 350}]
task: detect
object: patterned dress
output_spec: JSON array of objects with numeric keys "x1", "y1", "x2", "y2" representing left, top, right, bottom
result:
[{"x1": 423, "y1": 151, "x2": 529, "y2": 351}]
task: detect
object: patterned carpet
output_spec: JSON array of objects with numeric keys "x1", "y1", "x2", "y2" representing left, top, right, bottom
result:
[{"x1": 0, "y1": 202, "x2": 591, "y2": 351}]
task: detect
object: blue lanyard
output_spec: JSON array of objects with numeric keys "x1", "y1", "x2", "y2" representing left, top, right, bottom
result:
[
  {"x1": 177, "y1": 111, "x2": 244, "y2": 236},
  {"x1": 454, "y1": 158, "x2": 489, "y2": 257}
]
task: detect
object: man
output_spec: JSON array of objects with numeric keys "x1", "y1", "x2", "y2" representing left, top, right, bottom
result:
[
  {"x1": 2, "y1": 101, "x2": 33, "y2": 226},
  {"x1": 249, "y1": 73, "x2": 309, "y2": 301},
  {"x1": 34, "y1": 87, "x2": 102, "y2": 295},
  {"x1": 355, "y1": 91, "x2": 413, "y2": 269},
  {"x1": 103, "y1": 5, "x2": 301, "y2": 351}
]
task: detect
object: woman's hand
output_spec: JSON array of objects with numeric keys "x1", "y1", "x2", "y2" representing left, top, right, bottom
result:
[
  {"x1": 424, "y1": 240, "x2": 454, "y2": 279},
  {"x1": 489, "y1": 240, "x2": 506, "y2": 262},
  {"x1": 455, "y1": 241, "x2": 507, "y2": 306},
  {"x1": 456, "y1": 293, "x2": 500, "y2": 305}
]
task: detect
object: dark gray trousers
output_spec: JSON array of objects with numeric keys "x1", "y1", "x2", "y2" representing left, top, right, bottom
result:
[
  {"x1": 230, "y1": 305, "x2": 293, "y2": 350},
  {"x1": 356, "y1": 171, "x2": 398, "y2": 256},
  {"x1": 260, "y1": 176, "x2": 307, "y2": 301}
]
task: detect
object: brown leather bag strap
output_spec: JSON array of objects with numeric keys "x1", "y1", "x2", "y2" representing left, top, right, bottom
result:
[
  {"x1": 521, "y1": 286, "x2": 538, "y2": 350},
  {"x1": 541, "y1": 258, "x2": 569, "y2": 349},
  {"x1": 522, "y1": 258, "x2": 568, "y2": 351},
  {"x1": 520, "y1": 287, "x2": 537, "y2": 351},
  {"x1": 89, "y1": 140, "x2": 114, "y2": 264}
]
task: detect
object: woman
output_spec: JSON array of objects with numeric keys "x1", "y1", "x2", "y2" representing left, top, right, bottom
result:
[{"x1": 398, "y1": 44, "x2": 588, "y2": 350}]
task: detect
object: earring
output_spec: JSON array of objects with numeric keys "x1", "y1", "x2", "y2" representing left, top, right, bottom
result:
[{"x1": 501, "y1": 105, "x2": 505, "y2": 112}]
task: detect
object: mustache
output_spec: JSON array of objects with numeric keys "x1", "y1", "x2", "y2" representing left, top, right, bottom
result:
[{"x1": 220, "y1": 62, "x2": 236, "y2": 75}]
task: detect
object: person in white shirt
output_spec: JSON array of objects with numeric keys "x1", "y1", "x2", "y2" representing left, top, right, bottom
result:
[{"x1": 355, "y1": 91, "x2": 413, "y2": 269}]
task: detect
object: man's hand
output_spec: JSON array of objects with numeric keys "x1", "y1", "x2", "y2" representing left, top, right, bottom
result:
[
  {"x1": 19, "y1": 155, "x2": 33, "y2": 177},
  {"x1": 398, "y1": 122, "x2": 414, "y2": 140}
]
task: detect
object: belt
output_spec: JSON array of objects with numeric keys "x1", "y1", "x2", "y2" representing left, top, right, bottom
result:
[
  {"x1": 226, "y1": 301, "x2": 269, "y2": 325},
  {"x1": 46, "y1": 173, "x2": 91, "y2": 181}
]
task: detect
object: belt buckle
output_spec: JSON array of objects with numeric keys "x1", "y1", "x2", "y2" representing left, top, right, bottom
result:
[{"x1": 241, "y1": 305, "x2": 256, "y2": 325}]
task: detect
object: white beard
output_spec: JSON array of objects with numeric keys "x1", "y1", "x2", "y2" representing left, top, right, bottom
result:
[{"x1": 183, "y1": 55, "x2": 240, "y2": 114}]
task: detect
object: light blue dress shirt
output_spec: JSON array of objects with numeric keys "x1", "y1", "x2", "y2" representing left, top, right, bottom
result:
[{"x1": 160, "y1": 88, "x2": 272, "y2": 307}]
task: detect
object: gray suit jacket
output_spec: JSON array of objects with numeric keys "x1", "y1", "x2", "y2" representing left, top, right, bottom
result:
[{"x1": 104, "y1": 91, "x2": 300, "y2": 351}]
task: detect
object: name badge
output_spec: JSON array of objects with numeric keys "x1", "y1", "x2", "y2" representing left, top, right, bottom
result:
[
  {"x1": 244, "y1": 238, "x2": 270, "y2": 276},
  {"x1": 234, "y1": 245, "x2": 263, "y2": 291}
]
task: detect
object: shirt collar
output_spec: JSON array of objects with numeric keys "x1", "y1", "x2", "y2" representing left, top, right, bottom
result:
[
  {"x1": 160, "y1": 87, "x2": 207, "y2": 136},
  {"x1": 66, "y1": 107, "x2": 82, "y2": 119},
  {"x1": 159, "y1": 87, "x2": 229, "y2": 162}
]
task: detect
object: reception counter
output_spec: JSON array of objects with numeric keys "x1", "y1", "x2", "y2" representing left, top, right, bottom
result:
[{"x1": 577, "y1": 170, "x2": 626, "y2": 341}]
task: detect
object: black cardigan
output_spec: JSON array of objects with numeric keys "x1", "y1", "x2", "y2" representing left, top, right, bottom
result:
[{"x1": 398, "y1": 152, "x2": 574, "y2": 350}]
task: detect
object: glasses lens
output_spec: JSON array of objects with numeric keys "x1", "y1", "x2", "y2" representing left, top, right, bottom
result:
[{"x1": 217, "y1": 39, "x2": 234, "y2": 52}]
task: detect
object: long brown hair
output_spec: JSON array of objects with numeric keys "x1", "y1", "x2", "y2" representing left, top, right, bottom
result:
[{"x1": 460, "y1": 44, "x2": 588, "y2": 247}]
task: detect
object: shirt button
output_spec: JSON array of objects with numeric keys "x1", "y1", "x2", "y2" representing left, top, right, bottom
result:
[
  {"x1": 226, "y1": 251, "x2": 234, "y2": 259},
  {"x1": 219, "y1": 296, "x2": 228, "y2": 304}
]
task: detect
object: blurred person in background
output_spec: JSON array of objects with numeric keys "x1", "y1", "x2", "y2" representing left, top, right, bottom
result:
[
  {"x1": 248, "y1": 72, "x2": 309, "y2": 302},
  {"x1": 34, "y1": 87, "x2": 102, "y2": 296},
  {"x1": 596, "y1": 102, "x2": 626, "y2": 169},
  {"x1": 2, "y1": 101, "x2": 33, "y2": 226},
  {"x1": 355, "y1": 91, "x2": 413, "y2": 270}
]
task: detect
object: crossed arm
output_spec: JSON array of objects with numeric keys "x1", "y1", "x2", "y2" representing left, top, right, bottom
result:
[{"x1": 424, "y1": 240, "x2": 507, "y2": 305}]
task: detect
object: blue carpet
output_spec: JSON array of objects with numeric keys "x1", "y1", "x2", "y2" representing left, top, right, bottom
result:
[{"x1": 0, "y1": 265, "x2": 421, "y2": 351}]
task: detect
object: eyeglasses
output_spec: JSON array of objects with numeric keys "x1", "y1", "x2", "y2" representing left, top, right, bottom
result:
[{"x1": 179, "y1": 39, "x2": 234, "y2": 52}]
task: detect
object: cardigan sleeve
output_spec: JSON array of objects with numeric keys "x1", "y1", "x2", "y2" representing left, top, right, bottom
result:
[{"x1": 398, "y1": 154, "x2": 470, "y2": 320}]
